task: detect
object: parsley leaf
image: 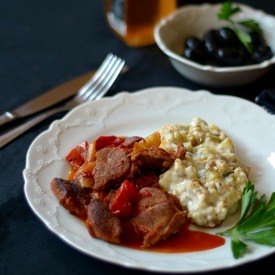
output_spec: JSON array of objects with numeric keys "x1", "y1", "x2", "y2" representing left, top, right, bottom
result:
[
  {"x1": 234, "y1": 28, "x2": 252, "y2": 52},
  {"x1": 217, "y1": 0, "x2": 241, "y2": 21},
  {"x1": 239, "y1": 19, "x2": 261, "y2": 32},
  {"x1": 217, "y1": 181, "x2": 275, "y2": 259},
  {"x1": 217, "y1": 1, "x2": 263, "y2": 52}
]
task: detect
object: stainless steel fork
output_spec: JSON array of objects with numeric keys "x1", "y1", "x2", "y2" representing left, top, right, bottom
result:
[{"x1": 0, "y1": 53, "x2": 125, "y2": 149}]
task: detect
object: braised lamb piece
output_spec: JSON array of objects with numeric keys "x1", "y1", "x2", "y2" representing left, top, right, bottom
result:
[
  {"x1": 93, "y1": 147, "x2": 132, "y2": 191},
  {"x1": 51, "y1": 178, "x2": 92, "y2": 219},
  {"x1": 131, "y1": 146, "x2": 176, "y2": 172},
  {"x1": 130, "y1": 187, "x2": 186, "y2": 247},
  {"x1": 86, "y1": 198, "x2": 122, "y2": 244}
]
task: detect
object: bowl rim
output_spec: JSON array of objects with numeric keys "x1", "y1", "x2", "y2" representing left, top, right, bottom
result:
[{"x1": 154, "y1": 2, "x2": 275, "y2": 74}]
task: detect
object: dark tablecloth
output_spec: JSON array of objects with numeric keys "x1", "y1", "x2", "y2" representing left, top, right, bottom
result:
[{"x1": 1, "y1": 1, "x2": 275, "y2": 274}]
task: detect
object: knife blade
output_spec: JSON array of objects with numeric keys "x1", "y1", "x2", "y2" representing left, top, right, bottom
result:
[{"x1": 0, "y1": 70, "x2": 94, "y2": 127}]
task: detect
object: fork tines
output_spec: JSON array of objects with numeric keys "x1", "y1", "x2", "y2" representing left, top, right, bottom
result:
[{"x1": 78, "y1": 53, "x2": 125, "y2": 101}]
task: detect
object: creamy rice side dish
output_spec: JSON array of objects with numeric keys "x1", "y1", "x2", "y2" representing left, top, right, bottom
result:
[{"x1": 159, "y1": 117, "x2": 249, "y2": 227}]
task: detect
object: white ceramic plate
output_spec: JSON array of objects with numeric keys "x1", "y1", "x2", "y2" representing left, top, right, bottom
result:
[
  {"x1": 24, "y1": 87, "x2": 275, "y2": 273},
  {"x1": 154, "y1": 3, "x2": 275, "y2": 87}
]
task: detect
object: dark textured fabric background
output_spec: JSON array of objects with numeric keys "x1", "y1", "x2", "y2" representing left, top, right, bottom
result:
[{"x1": 1, "y1": 1, "x2": 275, "y2": 274}]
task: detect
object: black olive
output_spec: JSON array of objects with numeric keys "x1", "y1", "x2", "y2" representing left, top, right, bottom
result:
[
  {"x1": 185, "y1": 37, "x2": 204, "y2": 51},
  {"x1": 218, "y1": 27, "x2": 240, "y2": 46},
  {"x1": 204, "y1": 39, "x2": 218, "y2": 55},
  {"x1": 251, "y1": 46, "x2": 273, "y2": 63},
  {"x1": 203, "y1": 29, "x2": 220, "y2": 56},
  {"x1": 239, "y1": 46, "x2": 251, "y2": 65},
  {"x1": 250, "y1": 31, "x2": 267, "y2": 49},
  {"x1": 216, "y1": 47, "x2": 243, "y2": 66},
  {"x1": 203, "y1": 29, "x2": 220, "y2": 43},
  {"x1": 183, "y1": 47, "x2": 205, "y2": 64}
]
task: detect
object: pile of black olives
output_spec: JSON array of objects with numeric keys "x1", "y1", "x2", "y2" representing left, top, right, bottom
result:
[{"x1": 183, "y1": 27, "x2": 273, "y2": 67}]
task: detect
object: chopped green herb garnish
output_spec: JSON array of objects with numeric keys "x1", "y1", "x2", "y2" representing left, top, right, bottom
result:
[
  {"x1": 218, "y1": 0, "x2": 241, "y2": 20},
  {"x1": 239, "y1": 19, "x2": 262, "y2": 32},
  {"x1": 217, "y1": 181, "x2": 275, "y2": 259},
  {"x1": 217, "y1": 1, "x2": 262, "y2": 52}
]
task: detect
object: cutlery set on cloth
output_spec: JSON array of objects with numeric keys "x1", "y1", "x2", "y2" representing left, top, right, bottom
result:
[
  {"x1": 0, "y1": 51, "x2": 274, "y2": 149},
  {"x1": 0, "y1": 53, "x2": 125, "y2": 148}
]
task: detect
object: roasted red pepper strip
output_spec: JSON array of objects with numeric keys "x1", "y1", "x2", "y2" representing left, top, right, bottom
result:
[
  {"x1": 65, "y1": 141, "x2": 89, "y2": 169},
  {"x1": 95, "y1": 135, "x2": 125, "y2": 150},
  {"x1": 109, "y1": 179, "x2": 137, "y2": 219}
]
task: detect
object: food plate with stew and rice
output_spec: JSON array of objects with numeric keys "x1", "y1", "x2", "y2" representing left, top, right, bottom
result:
[{"x1": 23, "y1": 86, "x2": 275, "y2": 273}]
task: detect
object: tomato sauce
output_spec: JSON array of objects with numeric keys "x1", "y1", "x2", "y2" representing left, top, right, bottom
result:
[{"x1": 121, "y1": 221, "x2": 225, "y2": 253}]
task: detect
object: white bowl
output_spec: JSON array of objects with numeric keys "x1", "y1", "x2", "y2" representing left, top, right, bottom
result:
[{"x1": 154, "y1": 2, "x2": 275, "y2": 87}]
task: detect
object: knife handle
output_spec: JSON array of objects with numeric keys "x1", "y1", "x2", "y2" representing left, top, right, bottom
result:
[
  {"x1": 0, "y1": 106, "x2": 68, "y2": 149},
  {"x1": 0, "y1": 112, "x2": 17, "y2": 127}
]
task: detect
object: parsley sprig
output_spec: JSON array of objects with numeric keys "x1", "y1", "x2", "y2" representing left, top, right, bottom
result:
[
  {"x1": 217, "y1": 181, "x2": 275, "y2": 259},
  {"x1": 217, "y1": 1, "x2": 262, "y2": 52}
]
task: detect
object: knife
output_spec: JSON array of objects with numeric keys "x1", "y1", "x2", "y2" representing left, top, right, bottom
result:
[{"x1": 0, "y1": 70, "x2": 94, "y2": 127}]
